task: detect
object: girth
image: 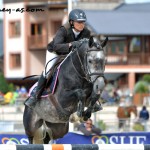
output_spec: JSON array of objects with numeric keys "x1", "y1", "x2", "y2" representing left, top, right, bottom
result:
[{"x1": 49, "y1": 94, "x2": 71, "y2": 121}]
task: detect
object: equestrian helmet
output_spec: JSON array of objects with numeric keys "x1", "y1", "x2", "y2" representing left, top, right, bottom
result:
[{"x1": 69, "y1": 9, "x2": 87, "y2": 22}]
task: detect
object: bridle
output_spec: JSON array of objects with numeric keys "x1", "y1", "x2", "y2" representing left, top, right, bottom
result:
[{"x1": 71, "y1": 43, "x2": 105, "y2": 84}]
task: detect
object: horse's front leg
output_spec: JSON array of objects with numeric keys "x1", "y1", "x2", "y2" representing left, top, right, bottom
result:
[
  {"x1": 74, "y1": 89, "x2": 86, "y2": 117},
  {"x1": 83, "y1": 91, "x2": 100, "y2": 120},
  {"x1": 83, "y1": 76, "x2": 105, "y2": 120}
]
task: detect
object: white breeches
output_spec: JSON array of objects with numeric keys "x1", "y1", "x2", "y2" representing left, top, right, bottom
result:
[{"x1": 43, "y1": 50, "x2": 58, "y2": 79}]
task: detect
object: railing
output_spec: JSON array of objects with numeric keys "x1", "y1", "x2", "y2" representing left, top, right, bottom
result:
[
  {"x1": 0, "y1": 105, "x2": 25, "y2": 133},
  {"x1": 0, "y1": 105, "x2": 150, "y2": 133},
  {"x1": 106, "y1": 54, "x2": 127, "y2": 65},
  {"x1": 28, "y1": 35, "x2": 47, "y2": 50},
  {"x1": 79, "y1": 0, "x2": 122, "y2": 2},
  {"x1": 106, "y1": 52, "x2": 150, "y2": 65},
  {"x1": 127, "y1": 52, "x2": 150, "y2": 65}
]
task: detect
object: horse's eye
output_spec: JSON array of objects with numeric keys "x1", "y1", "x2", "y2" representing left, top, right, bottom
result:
[{"x1": 88, "y1": 59, "x2": 92, "y2": 64}]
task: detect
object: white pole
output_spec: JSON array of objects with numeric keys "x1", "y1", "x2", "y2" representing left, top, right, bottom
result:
[{"x1": 68, "y1": 0, "x2": 72, "y2": 15}]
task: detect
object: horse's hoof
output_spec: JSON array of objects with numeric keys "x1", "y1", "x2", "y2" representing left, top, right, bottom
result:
[
  {"x1": 92, "y1": 104, "x2": 103, "y2": 113},
  {"x1": 83, "y1": 116, "x2": 89, "y2": 121},
  {"x1": 83, "y1": 111, "x2": 91, "y2": 119}
]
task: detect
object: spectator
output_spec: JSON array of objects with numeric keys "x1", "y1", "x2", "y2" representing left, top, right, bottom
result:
[
  {"x1": 139, "y1": 106, "x2": 149, "y2": 131},
  {"x1": 19, "y1": 86, "x2": 28, "y2": 98},
  {"x1": 78, "y1": 118, "x2": 101, "y2": 136},
  {"x1": 3, "y1": 92, "x2": 13, "y2": 104},
  {"x1": 139, "y1": 106, "x2": 149, "y2": 120},
  {"x1": 15, "y1": 86, "x2": 20, "y2": 93}
]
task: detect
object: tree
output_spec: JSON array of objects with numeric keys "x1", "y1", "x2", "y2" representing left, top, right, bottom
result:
[
  {"x1": 0, "y1": 73, "x2": 9, "y2": 94},
  {"x1": 134, "y1": 74, "x2": 150, "y2": 94},
  {"x1": 134, "y1": 75, "x2": 150, "y2": 105},
  {"x1": 8, "y1": 83, "x2": 15, "y2": 92},
  {"x1": 143, "y1": 74, "x2": 150, "y2": 83}
]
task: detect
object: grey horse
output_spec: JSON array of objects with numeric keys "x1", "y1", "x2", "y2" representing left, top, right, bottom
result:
[{"x1": 23, "y1": 38, "x2": 108, "y2": 144}]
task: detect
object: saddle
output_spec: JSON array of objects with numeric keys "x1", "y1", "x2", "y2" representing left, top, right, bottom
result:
[
  {"x1": 28, "y1": 55, "x2": 66, "y2": 97},
  {"x1": 45, "y1": 55, "x2": 66, "y2": 92}
]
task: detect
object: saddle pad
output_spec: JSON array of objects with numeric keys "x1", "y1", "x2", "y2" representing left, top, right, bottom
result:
[
  {"x1": 28, "y1": 68, "x2": 60, "y2": 97},
  {"x1": 28, "y1": 82, "x2": 48, "y2": 98}
]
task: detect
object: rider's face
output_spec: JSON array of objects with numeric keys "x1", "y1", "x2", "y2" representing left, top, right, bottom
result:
[{"x1": 73, "y1": 21, "x2": 85, "y2": 32}]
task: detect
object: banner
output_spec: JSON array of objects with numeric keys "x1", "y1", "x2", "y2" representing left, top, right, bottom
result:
[
  {"x1": 0, "y1": 134, "x2": 28, "y2": 144},
  {"x1": 0, "y1": 132, "x2": 150, "y2": 144},
  {"x1": 56, "y1": 132, "x2": 150, "y2": 144}
]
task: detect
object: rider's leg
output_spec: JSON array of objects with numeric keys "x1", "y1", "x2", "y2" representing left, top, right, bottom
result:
[
  {"x1": 25, "y1": 51, "x2": 58, "y2": 109},
  {"x1": 24, "y1": 72, "x2": 47, "y2": 108}
]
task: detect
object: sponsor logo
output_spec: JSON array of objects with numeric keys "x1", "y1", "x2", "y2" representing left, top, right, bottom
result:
[
  {"x1": 92, "y1": 135, "x2": 147, "y2": 144},
  {"x1": 2, "y1": 137, "x2": 29, "y2": 145}
]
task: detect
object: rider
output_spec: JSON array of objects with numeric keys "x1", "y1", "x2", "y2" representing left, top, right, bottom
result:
[{"x1": 25, "y1": 9, "x2": 101, "y2": 110}]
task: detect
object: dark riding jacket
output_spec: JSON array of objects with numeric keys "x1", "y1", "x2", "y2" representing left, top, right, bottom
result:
[
  {"x1": 139, "y1": 108, "x2": 149, "y2": 121},
  {"x1": 47, "y1": 22, "x2": 93, "y2": 55}
]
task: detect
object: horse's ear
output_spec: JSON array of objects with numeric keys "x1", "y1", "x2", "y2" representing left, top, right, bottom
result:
[
  {"x1": 101, "y1": 37, "x2": 108, "y2": 48},
  {"x1": 89, "y1": 36, "x2": 94, "y2": 47}
]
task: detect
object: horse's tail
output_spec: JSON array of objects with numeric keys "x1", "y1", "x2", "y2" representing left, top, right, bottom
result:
[{"x1": 33, "y1": 125, "x2": 45, "y2": 144}]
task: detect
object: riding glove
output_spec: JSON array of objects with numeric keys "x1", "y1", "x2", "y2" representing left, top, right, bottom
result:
[{"x1": 71, "y1": 41, "x2": 82, "y2": 49}]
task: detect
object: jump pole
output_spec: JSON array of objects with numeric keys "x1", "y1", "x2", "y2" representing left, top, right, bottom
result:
[{"x1": 0, "y1": 144, "x2": 150, "y2": 150}]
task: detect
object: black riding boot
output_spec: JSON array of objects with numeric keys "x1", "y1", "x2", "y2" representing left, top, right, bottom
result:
[{"x1": 25, "y1": 73, "x2": 47, "y2": 109}]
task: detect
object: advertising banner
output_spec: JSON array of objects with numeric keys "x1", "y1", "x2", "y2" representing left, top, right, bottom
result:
[
  {"x1": 56, "y1": 132, "x2": 150, "y2": 144},
  {"x1": 0, "y1": 132, "x2": 150, "y2": 144},
  {"x1": 0, "y1": 134, "x2": 28, "y2": 144}
]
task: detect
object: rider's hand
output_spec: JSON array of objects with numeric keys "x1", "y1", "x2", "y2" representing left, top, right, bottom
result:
[{"x1": 71, "y1": 41, "x2": 81, "y2": 49}]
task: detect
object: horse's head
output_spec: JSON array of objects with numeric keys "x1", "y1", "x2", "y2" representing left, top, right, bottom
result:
[
  {"x1": 86, "y1": 42, "x2": 107, "y2": 80},
  {"x1": 75, "y1": 37, "x2": 108, "y2": 94},
  {"x1": 87, "y1": 39, "x2": 108, "y2": 93},
  {"x1": 76, "y1": 37, "x2": 108, "y2": 82},
  {"x1": 129, "y1": 105, "x2": 138, "y2": 117}
]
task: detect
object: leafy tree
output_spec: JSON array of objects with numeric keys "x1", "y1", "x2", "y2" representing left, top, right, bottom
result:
[
  {"x1": 8, "y1": 83, "x2": 15, "y2": 92},
  {"x1": 0, "y1": 73, "x2": 9, "y2": 94},
  {"x1": 134, "y1": 81, "x2": 149, "y2": 94},
  {"x1": 97, "y1": 120, "x2": 106, "y2": 131},
  {"x1": 143, "y1": 74, "x2": 150, "y2": 83}
]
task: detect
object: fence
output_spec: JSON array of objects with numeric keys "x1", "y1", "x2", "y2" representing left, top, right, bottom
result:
[
  {"x1": 0, "y1": 104, "x2": 150, "y2": 133},
  {"x1": 0, "y1": 144, "x2": 149, "y2": 150}
]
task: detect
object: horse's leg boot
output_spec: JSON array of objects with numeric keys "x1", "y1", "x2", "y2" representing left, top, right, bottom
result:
[
  {"x1": 24, "y1": 73, "x2": 47, "y2": 109},
  {"x1": 92, "y1": 103, "x2": 103, "y2": 112}
]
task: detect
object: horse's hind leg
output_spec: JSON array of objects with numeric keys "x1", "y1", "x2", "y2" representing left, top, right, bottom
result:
[
  {"x1": 45, "y1": 121, "x2": 69, "y2": 140},
  {"x1": 28, "y1": 137, "x2": 33, "y2": 144},
  {"x1": 23, "y1": 106, "x2": 43, "y2": 144},
  {"x1": 43, "y1": 132, "x2": 50, "y2": 144}
]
